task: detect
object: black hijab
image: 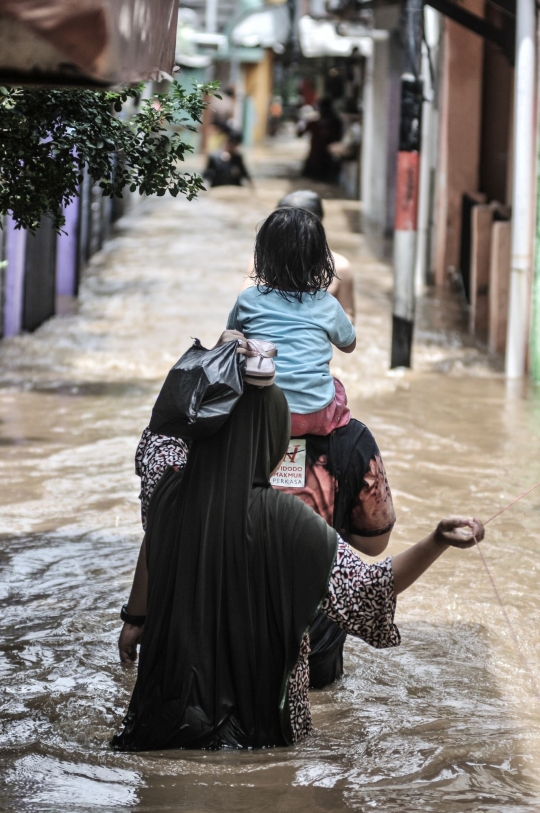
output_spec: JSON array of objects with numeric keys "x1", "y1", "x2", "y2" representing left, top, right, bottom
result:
[{"x1": 113, "y1": 385, "x2": 338, "y2": 751}]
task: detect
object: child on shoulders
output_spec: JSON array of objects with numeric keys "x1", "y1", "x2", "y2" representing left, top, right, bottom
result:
[{"x1": 227, "y1": 206, "x2": 356, "y2": 436}]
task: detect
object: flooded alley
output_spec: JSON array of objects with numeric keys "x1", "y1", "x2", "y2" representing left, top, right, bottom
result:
[{"x1": 1, "y1": 141, "x2": 540, "y2": 813}]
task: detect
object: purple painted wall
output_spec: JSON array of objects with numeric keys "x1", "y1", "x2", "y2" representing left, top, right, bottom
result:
[
  {"x1": 4, "y1": 217, "x2": 27, "y2": 337},
  {"x1": 55, "y1": 196, "x2": 80, "y2": 297}
]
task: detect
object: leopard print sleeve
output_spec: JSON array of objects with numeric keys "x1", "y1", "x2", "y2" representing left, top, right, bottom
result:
[
  {"x1": 135, "y1": 426, "x2": 189, "y2": 530},
  {"x1": 320, "y1": 538, "x2": 400, "y2": 649}
]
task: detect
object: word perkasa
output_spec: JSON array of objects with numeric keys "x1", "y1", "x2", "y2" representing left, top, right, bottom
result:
[{"x1": 270, "y1": 439, "x2": 306, "y2": 489}]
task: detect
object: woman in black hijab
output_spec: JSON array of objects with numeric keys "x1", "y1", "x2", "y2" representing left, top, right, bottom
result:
[{"x1": 113, "y1": 384, "x2": 484, "y2": 751}]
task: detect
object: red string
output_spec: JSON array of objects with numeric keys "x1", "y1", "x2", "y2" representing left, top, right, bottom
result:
[
  {"x1": 483, "y1": 480, "x2": 540, "y2": 527},
  {"x1": 472, "y1": 480, "x2": 540, "y2": 701}
]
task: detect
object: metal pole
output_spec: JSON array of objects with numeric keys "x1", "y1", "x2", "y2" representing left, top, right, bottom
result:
[
  {"x1": 390, "y1": 0, "x2": 424, "y2": 368},
  {"x1": 415, "y1": 7, "x2": 439, "y2": 294},
  {"x1": 505, "y1": 0, "x2": 536, "y2": 379}
]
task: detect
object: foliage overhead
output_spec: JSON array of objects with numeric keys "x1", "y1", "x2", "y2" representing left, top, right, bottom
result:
[{"x1": 0, "y1": 81, "x2": 220, "y2": 233}]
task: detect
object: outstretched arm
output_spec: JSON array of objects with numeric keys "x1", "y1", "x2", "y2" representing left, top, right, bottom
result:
[
  {"x1": 392, "y1": 517, "x2": 484, "y2": 595},
  {"x1": 320, "y1": 517, "x2": 485, "y2": 650}
]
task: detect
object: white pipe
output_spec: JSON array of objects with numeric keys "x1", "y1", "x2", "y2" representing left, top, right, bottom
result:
[
  {"x1": 361, "y1": 49, "x2": 374, "y2": 218},
  {"x1": 505, "y1": 0, "x2": 536, "y2": 378},
  {"x1": 414, "y1": 42, "x2": 431, "y2": 293},
  {"x1": 415, "y1": 8, "x2": 439, "y2": 293},
  {"x1": 205, "y1": 0, "x2": 218, "y2": 34}
]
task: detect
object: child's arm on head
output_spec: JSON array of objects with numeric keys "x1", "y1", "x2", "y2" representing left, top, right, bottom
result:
[
  {"x1": 329, "y1": 298, "x2": 357, "y2": 354},
  {"x1": 328, "y1": 253, "x2": 355, "y2": 322}
]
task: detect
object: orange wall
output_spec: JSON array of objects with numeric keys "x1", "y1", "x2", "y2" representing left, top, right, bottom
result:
[
  {"x1": 434, "y1": 5, "x2": 485, "y2": 286},
  {"x1": 244, "y1": 49, "x2": 274, "y2": 144}
]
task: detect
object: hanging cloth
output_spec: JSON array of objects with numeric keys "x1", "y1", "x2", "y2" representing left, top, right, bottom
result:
[{"x1": 113, "y1": 384, "x2": 338, "y2": 750}]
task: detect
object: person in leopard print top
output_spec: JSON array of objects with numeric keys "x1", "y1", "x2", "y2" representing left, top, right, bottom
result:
[{"x1": 121, "y1": 421, "x2": 484, "y2": 745}]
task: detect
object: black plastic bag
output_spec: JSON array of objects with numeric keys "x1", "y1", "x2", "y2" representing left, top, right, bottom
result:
[{"x1": 149, "y1": 339, "x2": 245, "y2": 439}]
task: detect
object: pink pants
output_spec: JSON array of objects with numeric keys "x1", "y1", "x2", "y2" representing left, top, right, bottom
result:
[{"x1": 290, "y1": 378, "x2": 351, "y2": 437}]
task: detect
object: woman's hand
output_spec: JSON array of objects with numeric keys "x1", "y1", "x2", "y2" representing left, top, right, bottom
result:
[
  {"x1": 392, "y1": 516, "x2": 486, "y2": 595},
  {"x1": 215, "y1": 330, "x2": 257, "y2": 356},
  {"x1": 433, "y1": 516, "x2": 485, "y2": 548},
  {"x1": 118, "y1": 623, "x2": 143, "y2": 664}
]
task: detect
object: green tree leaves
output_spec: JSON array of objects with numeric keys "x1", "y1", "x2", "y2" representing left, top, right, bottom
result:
[{"x1": 0, "y1": 81, "x2": 220, "y2": 233}]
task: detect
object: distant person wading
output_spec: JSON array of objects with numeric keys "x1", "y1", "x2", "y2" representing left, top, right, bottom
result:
[
  {"x1": 298, "y1": 97, "x2": 343, "y2": 183},
  {"x1": 203, "y1": 130, "x2": 252, "y2": 188}
]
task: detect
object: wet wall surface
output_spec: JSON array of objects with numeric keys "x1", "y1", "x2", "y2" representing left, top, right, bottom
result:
[{"x1": 1, "y1": 144, "x2": 540, "y2": 812}]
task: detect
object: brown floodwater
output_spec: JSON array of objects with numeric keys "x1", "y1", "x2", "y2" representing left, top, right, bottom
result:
[{"x1": 1, "y1": 144, "x2": 540, "y2": 812}]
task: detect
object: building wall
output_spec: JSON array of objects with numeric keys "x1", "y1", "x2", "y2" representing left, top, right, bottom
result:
[
  {"x1": 1, "y1": 185, "x2": 136, "y2": 340},
  {"x1": 433, "y1": 7, "x2": 485, "y2": 286},
  {"x1": 361, "y1": 28, "x2": 403, "y2": 259},
  {"x1": 479, "y1": 11, "x2": 514, "y2": 205},
  {"x1": 243, "y1": 49, "x2": 273, "y2": 144}
]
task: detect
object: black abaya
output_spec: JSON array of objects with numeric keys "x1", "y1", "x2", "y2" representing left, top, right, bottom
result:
[{"x1": 113, "y1": 385, "x2": 338, "y2": 750}]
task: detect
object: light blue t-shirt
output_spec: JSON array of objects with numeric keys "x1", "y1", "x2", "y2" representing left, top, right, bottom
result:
[{"x1": 227, "y1": 287, "x2": 356, "y2": 413}]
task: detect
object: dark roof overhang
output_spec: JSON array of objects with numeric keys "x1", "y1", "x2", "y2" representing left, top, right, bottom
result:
[{"x1": 331, "y1": 0, "x2": 516, "y2": 64}]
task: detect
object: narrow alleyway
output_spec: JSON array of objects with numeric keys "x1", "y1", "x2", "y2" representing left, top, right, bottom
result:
[{"x1": 1, "y1": 139, "x2": 540, "y2": 812}]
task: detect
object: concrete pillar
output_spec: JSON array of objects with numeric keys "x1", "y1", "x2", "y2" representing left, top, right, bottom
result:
[
  {"x1": 505, "y1": 0, "x2": 536, "y2": 378},
  {"x1": 3, "y1": 217, "x2": 26, "y2": 337},
  {"x1": 361, "y1": 36, "x2": 392, "y2": 255},
  {"x1": 469, "y1": 203, "x2": 494, "y2": 337},
  {"x1": 415, "y1": 7, "x2": 441, "y2": 292},
  {"x1": 489, "y1": 220, "x2": 511, "y2": 354}
]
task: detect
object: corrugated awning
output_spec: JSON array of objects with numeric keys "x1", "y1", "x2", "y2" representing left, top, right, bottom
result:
[{"x1": 0, "y1": 0, "x2": 179, "y2": 87}]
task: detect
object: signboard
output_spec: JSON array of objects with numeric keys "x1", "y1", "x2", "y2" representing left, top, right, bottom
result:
[{"x1": 270, "y1": 439, "x2": 306, "y2": 489}]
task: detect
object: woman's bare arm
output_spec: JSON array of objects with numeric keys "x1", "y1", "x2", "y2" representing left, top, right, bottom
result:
[
  {"x1": 118, "y1": 536, "x2": 148, "y2": 664},
  {"x1": 349, "y1": 529, "x2": 392, "y2": 557},
  {"x1": 126, "y1": 536, "x2": 148, "y2": 615}
]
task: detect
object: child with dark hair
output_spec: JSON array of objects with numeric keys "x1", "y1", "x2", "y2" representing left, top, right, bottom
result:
[{"x1": 227, "y1": 207, "x2": 356, "y2": 436}]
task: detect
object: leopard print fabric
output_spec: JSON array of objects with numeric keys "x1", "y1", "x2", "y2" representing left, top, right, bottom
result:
[
  {"x1": 135, "y1": 429, "x2": 400, "y2": 743},
  {"x1": 287, "y1": 540, "x2": 400, "y2": 742},
  {"x1": 135, "y1": 426, "x2": 189, "y2": 530}
]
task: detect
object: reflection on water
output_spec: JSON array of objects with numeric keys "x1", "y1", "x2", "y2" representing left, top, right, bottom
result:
[{"x1": 1, "y1": 154, "x2": 540, "y2": 812}]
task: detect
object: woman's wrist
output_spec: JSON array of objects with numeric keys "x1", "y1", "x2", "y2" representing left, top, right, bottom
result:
[
  {"x1": 120, "y1": 603, "x2": 146, "y2": 626},
  {"x1": 430, "y1": 527, "x2": 451, "y2": 548}
]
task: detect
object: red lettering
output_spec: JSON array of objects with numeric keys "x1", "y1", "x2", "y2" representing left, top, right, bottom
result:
[{"x1": 285, "y1": 444, "x2": 302, "y2": 463}]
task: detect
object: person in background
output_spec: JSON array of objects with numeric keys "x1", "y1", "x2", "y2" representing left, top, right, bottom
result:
[
  {"x1": 210, "y1": 86, "x2": 236, "y2": 133},
  {"x1": 276, "y1": 190, "x2": 355, "y2": 322},
  {"x1": 298, "y1": 97, "x2": 343, "y2": 183},
  {"x1": 268, "y1": 96, "x2": 283, "y2": 137},
  {"x1": 244, "y1": 190, "x2": 355, "y2": 322},
  {"x1": 204, "y1": 130, "x2": 253, "y2": 188}
]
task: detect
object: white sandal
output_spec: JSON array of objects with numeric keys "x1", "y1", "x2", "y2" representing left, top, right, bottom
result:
[{"x1": 243, "y1": 339, "x2": 277, "y2": 387}]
